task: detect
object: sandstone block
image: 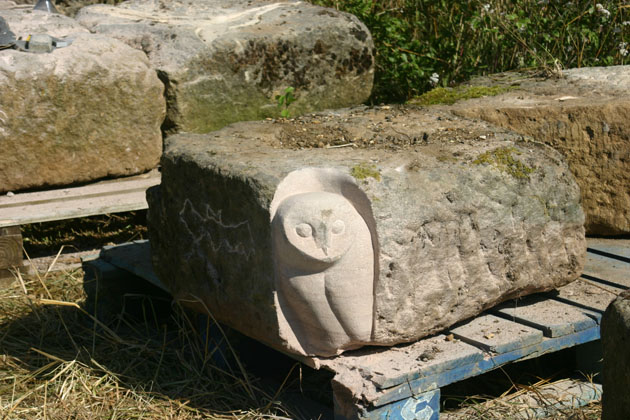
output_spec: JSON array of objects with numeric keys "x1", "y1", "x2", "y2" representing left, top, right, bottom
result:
[
  {"x1": 448, "y1": 66, "x2": 630, "y2": 235},
  {"x1": 147, "y1": 106, "x2": 586, "y2": 357},
  {"x1": 601, "y1": 290, "x2": 630, "y2": 420},
  {"x1": 76, "y1": 0, "x2": 374, "y2": 134},
  {"x1": 0, "y1": 10, "x2": 165, "y2": 193}
]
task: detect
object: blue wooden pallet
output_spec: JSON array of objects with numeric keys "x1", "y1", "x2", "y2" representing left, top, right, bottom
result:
[
  {"x1": 303, "y1": 238, "x2": 628, "y2": 420},
  {"x1": 88, "y1": 238, "x2": 629, "y2": 420}
]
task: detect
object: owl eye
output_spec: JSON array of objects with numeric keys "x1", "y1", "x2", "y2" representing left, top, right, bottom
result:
[
  {"x1": 331, "y1": 220, "x2": 345, "y2": 235},
  {"x1": 295, "y1": 223, "x2": 312, "y2": 238}
]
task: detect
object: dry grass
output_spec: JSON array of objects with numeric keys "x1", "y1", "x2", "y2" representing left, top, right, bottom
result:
[
  {"x1": 442, "y1": 382, "x2": 602, "y2": 419},
  {"x1": 0, "y1": 259, "x2": 302, "y2": 420},
  {"x1": 0, "y1": 259, "x2": 604, "y2": 420},
  {"x1": 4, "y1": 212, "x2": 605, "y2": 419}
]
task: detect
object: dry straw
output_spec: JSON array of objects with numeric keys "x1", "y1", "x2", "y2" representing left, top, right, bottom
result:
[{"x1": 0, "y1": 250, "x2": 304, "y2": 420}]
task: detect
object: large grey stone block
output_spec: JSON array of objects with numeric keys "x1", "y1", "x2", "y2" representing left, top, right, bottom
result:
[
  {"x1": 147, "y1": 106, "x2": 586, "y2": 357},
  {"x1": 447, "y1": 66, "x2": 630, "y2": 236},
  {"x1": 0, "y1": 9, "x2": 165, "y2": 193},
  {"x1": 76, "y1": 0, "x2": 374, "y2": 134},
  {"x1": 602, "y1": 290, "x2": 630, "y2": 420}
]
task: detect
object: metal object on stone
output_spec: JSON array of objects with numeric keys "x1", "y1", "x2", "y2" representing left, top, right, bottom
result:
[
  {"x1": 33, "y1": 0, "x2": 58, "y2": 13},
  {"x1": 0, "y1": 16, "x2": 15, "y2": 49},
  {"x1": 147, "y1": 106, "x2": 587, "y2": 357},
  {"x1": 13, "y1": 34, "x2": 73, "y2": 53}
]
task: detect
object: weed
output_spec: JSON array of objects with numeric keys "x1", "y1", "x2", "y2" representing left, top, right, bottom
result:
[{"x1": 276, "y1": 87, "x2": 296, "y2": 118}]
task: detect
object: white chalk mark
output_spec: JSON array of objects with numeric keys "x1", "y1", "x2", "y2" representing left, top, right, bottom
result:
[{"x1": 179, "y1": 199, "x2": 256, "y2": 260}]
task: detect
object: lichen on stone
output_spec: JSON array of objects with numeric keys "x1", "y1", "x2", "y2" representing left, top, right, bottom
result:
[
  {"x1": 412, "y1": 85, "x2": 516, "y2": 106},
  {"x1": 473, "y1": 147, "x2": 534, "y2": 179},
  {"x1": 351, "y1": 163, "x2": 381, "y2": 181}
]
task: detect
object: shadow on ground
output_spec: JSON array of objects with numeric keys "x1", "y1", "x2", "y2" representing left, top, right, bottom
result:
[{"x1": 0, "y1": 266, "x2": 333, "y2": 419}]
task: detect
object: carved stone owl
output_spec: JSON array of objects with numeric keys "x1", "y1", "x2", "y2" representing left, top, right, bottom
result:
[{"x1": 272, "y1": 191, "x2": 374, "y2": 356}]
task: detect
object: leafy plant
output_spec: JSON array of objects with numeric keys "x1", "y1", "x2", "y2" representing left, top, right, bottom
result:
[
  {"x1": 276, "y1": 86, "x2": 296, "y2": 118},
  {"x1": 309, "y1": 1, "x2": 629, "y2": 103}
]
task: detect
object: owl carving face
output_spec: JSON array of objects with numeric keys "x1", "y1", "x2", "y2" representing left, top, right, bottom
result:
[{"x1": 273, "y1": 192, "x2": 357, "y2": 264}]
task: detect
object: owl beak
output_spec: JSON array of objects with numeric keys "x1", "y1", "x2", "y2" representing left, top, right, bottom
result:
[{"x1": 316, "y1": 227, "x2": 332, "y2": 256}]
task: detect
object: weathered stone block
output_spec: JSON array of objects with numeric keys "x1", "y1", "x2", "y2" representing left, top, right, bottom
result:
[
  {"x1": 0, "y1": 9, "x2": 165, "y2": 193},
  {"x1": 447, "y1": 66, "x2": 630, "y2": 235},
  {"x1": 147, "y1": 106, "x2": 586, "y2": 357},
  {"x1": 76, "y1": 0, "x2": 374, "y2": 134},
  {"x1": 602, "y1": 290, "x2": 630, "y2": 420}
]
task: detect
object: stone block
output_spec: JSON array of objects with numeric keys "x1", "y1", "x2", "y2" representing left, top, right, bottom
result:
[
  {"x1": 601, "y1": 290, "x2": 630, "y2": 420},
  {"x1": 0, "y1": 9, "x2": 165, "y2": 193},
  {"x1": 447, "y1": 66, "x2": 630, "y2": 235},
  {"x1": 76, "y1": 0, "x2": 374, "y2": 134},
  {"x1": 147, "y1": 106, "x2": 586, "y2": 356}
]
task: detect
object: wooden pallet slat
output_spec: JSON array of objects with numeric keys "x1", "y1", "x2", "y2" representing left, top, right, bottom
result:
[
  {"x1": 100, "y1": 240, "x2": 165, "y2": 291},
  {"x1": 492, "y1": 296, "x2": 597, "y2": 338},
  {"x1": 587, "y1": 238, "x2": 630, "y2": 262},
  {"x1": 449, "y1": 313, "x2": 543, "y2": 354},
  {"x1": 371, "y1": 323, "x2": 601, "y2": 409},
  {"x1": 366, "y1": 389, "x2": 440, "y2": 420},
  {"x1": 316, "y1": 334, "x2": 484, "y2": 391},
  {"x1": 581, "y1": 253, "x2": 630, "y2": 289},
  {"x1": 553, "y1": 278, "x2": 620, "y2": 319},
  {"x1": 0, "y1": 170, "x2": 160, "y2": 228}
]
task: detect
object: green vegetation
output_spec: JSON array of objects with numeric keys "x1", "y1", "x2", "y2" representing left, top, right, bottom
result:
[
  {"x1": 276, "y1": 87, "x2": 296, "y2": 118},
  {"x1": 412, "y1": 85, "x2": 515, "y2": 105},
  {"x1": 310, "y1": 0, "x2": 629, "y2": 103},
  {"x1": 351, "y1": 162, "x2": 382, "y2": 181},
  {"x1": 473, "y1": 147, "x2": 534, "y2": 179}
]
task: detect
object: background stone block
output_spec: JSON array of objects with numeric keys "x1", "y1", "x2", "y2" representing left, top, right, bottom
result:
[
  {"x1": 0, "y1": 10, "x2": 165, "y2": 193},
  {"x1": 77, "y1": 0, "x2": 374, "y2": 134},
  {"x1": 449, "y1": 66, "x2": 630, "y2": 236}
]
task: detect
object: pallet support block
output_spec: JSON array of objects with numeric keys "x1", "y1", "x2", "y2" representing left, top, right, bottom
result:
[
  {"x1": 366, "y1": 389, "x2": 440, "y2": 420},
  {"x1": 0, "y1": 226, "x2": 23, "y2": 284},
  {"x1": 333, "y1": 384, "x2": 439, "y2": 420},
  {"x1": 82, "y1": 254, "x2": 172, "y2": 322}
]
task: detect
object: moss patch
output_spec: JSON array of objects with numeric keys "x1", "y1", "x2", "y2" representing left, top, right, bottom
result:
[
  {"x1": 351, "y1": 163, "x2": 381, "y2": 182},
  {"x1": 411, "y1": 85, "x2": 516, "y2": 106},
  {"x1": 473, "y1": 147, "x2": 534, "y2": 179}
]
